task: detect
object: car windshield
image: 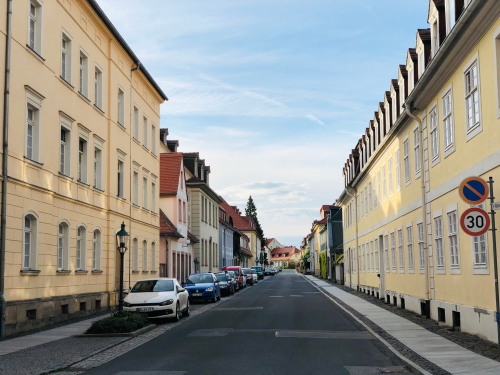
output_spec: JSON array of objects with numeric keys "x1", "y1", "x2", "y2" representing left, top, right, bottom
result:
[
  {"x1": 131, "y1": 280, "x2": 174, "y2": 293},
  {"x1": 186, "y1": 274, "x2": 214, "y2": 284},
  {"x1": 252, "y1": 267, "x2": 262, "y2": 272},
  {"x1": 251, "y1": 270, "x2": 256, "y2": 274},
  {"x1": 231, "y1": 269, "x2": 240, "y2": 276},
  {"x1": 227, "y1": 271, "x2": 235, "y2": 278},
  {"x1": 265, "y1": 268, "x2": 272, "y2": 271},
  {"x1": 215, "y1": 273, "x2": 227, "y2": 281},
  {"x1": 242, "y1": 269, "x2": 251, "y2": 275}
]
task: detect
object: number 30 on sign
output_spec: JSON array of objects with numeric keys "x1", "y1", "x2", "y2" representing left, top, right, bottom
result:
[{"x1": 460, "y1": 208, "x2": 490, "y2": 236}]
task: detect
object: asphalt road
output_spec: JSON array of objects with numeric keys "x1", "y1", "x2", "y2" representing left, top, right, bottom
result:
[{"x1": 84, "y1": 270, "x2": 408, "y2": 375}]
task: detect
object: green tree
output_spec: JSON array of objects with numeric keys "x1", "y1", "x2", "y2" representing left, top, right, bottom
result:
[{"x1": 245, "y1": 195, "x2": 265, "y2": 240}]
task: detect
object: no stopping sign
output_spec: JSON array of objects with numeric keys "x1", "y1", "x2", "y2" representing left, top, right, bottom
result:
[{"x1": 460, "y1": 208, "x2": 490, "y2": 236}]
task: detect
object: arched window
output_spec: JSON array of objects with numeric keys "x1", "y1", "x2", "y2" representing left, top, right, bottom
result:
[
  {"x1": 93, "y1": 229, "x2": 101, "y2": 271},
  {"x1": 23, "y1": 212, "x2": 38, "y2": 270},
  {"x1": 151, "y1": 242, "x2": 156, "y2": 271},
  {"x1": 132, "y1": 238, "x2": 138, "y2": 271},
  {"x1": 58, "y1": 221, "x2": 70, "y2": 270},
  {"x1": 143, "y1": 240, "x2": 148, "y2": 271},
  {"x1": 76, "y1": 225, "x2": 87, "y2": 271}
]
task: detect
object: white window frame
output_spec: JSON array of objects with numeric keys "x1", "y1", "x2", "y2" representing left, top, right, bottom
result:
[
  {"x1": 151, "y1": 123, "x2": 156, "y2": 155},
  {"x1": 390, "y1": 230, "x2": 396, "y2": 273},
  {"x1": 133, "y1": 105, "x2": 140, "y2": 140},
  {"x1": 374, "y1": 238, "x2": 379, "y2": 272},
  {"x1": 117, "y1": 153, "x2": 125, "y2": 198},
  {"x1": 360, "y1": 191, "x2": 364, "y2": 218},
  {"x1": 118, "y1": 86, "x2": 125, "y2": 127},
  {"x1": 494, "y1": 25, "x2": 500, "y2": 119},
  {"x1": 132, "y1": 238, "x2": 139, "y2": 271},
  {"x1": 446, "y1": 0, "x2": 456, "y2": 34},
  {"x1": 377, "y1": 172, "x2": 381, "y2": 206},
  {"x1": 94, "y1": 64, "x2": 103, "y2": 110},
  {"x1": 403, "y1": 136, "x2": 411, "y2": 186},
  {"x1": 61, "y1": 29, "x2": 72, "y2": 83},
  {"x1": 382, "y1": 165, "x2": 387, "y2": 202},
  {"x1": 368, "y1": 181, "x2": 372, "y2": 211},
  {"x1": 370, "y1": 240, "x2": 374, "y2": 272},
  {"x1": 143, "y1": 174, "x2": 148, "y2": 209},
  {"x1": 471, "y1": 203, "x2": 489, "y2": 274},
  {"x1": 57, "y1": 220, "x2": 70, "y2": 271},
  {"x1": 23, "y1": 211, "x2": 39, "y2": 270},
  {"x1": 143, "y1": 240, "x2": 148, "y2": 271},
  {"x1": 413, "y1": 125, "x2": 421, "y2": 179},
  {"x1": 362, "y1": 243, "x2": 366, "y2": 272},
  {"x1": 398, "y1": 226, "x2": 404, "y2": 273},
  {"x1": 78, "y1": 137, "x2": 88, "y2": 183},
  {"x1": 372, "y1": 177, "x2": 377, "y2": 209},
  {"x1": 28, "y1": 0, "x2": 44, "y2": 56},
  {"x1": 79, "y1": 48, "x2": 89, "y2": 98},
  {"x1": 463, "y1": 52, "x2": 482, "y2": 141},
  {"x1": 151, "y1": 176, "x2": 157, "y2": 213},
  {"x1": 76, "y1": 224, "x2": 87, "y2": 271},
  {"x1": 447, "y1": 203, "x2": 461, "y2": 274},
  {"x1": 417, "y1": 219, "x2": 425, "y2": 273},
  {"x1": 93, "y1": 228, "x2": 102, "y2": 271},
  {"x1": 25, "y1": 87, "x2": 43, "y2": 163},
  {"x1": 395, "y1": 149, "x2": 401, "y2": 192},
  {"x1": 384, "y1": 234, "x2": 389, "y2": 272},
  {"x1": 93, "y1": 136, "x2": 103, "y2": 190},
  {"x1": 406, "y1": 222, "x2": 414, "y2": 273},
  {"x1": 442, "y1": 83, "x2": 455, "y2": 158},
  {"x1": 151, "y1": 242, "x2": 156, "y2": 272},
  {"x1": 434, "y1": 209, "x2": 445, "y2": 274},
  {"x1": 59, "y1": 113, "x2": 73, "y2": 177},
  {"x1": 429, "y1": 102, "x2": 440, "y2": 166},
  {"x1": 143, "y1": 114, "x2": 148, "y2": 149},
  {"x1": 364, "y1": 185, "x2": 368, "y2": 215},
  {"x1": 388, "y1": 156, "x2": 393, "y2": 197},
  {"x1": 133, "y1": 167, "x2": 139, "y2": 206}
]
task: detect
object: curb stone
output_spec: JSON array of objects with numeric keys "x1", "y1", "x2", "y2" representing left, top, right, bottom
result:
[{"x1": 74, "y1": 323, "x2": 157, "y2": 338}]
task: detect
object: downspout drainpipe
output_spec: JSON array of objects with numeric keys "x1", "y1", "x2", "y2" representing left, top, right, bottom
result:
[
  {"x1": 406, "y1": 105, "x2": 431, "y2": 312},
  {"x1": 0, "y1": 0, "x2": 12, "y2": 338},
  {"x1": 128, "y1": 62, "x2": 141, "y2": 290},
  {"x1": 345, "y1": 187, "x2": 358, "y2": 290}
]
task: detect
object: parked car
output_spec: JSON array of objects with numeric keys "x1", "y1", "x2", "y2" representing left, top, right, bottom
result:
[
  {"x1": 271, "y1": 268, "x2": 277, "y2": 274},
  {"x1": 226, "y1": 271, "x2": 239, "y2": 292},
  {"x1": 184, "y1": 273, "x2": 221, "y2": 303},
  {"x1": 250, "y1": 269, "x2": 258, "y2": 284},
  {"x1": 215, "y1": 272, "x2": 234, "y2": 296},
  {"x1": 251, "y1": 266, "x2": 264, "y2": 279},
  {"x1": 222, "y1": 266, "x2": 245, "y2": 289},
  {"x1": 123, "y1": 278, "x2": 189, "y2": 321},
  {"x1": 276, "y1": 266, "x2": 282, "y2": 272},
  {"x1": 264, "y1": 268, "x2": 274, "y2": 276},
  {"x1": 242, "y1": 268, "x2": 254, "y2": 286}
]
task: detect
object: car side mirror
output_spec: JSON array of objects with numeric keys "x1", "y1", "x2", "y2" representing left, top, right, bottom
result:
[
  {"x1": 178, "y1": 288, "x2": 186, "y2": 293},
  {"x1": 124, "y1": 289, "x2": 130, "y2": 294}
]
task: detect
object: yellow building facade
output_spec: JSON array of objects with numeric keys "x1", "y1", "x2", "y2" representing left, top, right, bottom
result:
[
  {"x1": 1, "y1": 0, "x2": 167, "y2": 335},
  {"x1": 339, "y1": 0, "x2": 500, "y2": 343}
]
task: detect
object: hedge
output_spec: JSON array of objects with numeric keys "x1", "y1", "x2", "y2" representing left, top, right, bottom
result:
[{"x1": 86, "y1": 311, "x2": 150, "y2": 334}]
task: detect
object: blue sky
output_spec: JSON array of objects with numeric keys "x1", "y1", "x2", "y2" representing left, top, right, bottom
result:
[{"x1": 97, "y1": 0, "x2": 429, "y2": 247}]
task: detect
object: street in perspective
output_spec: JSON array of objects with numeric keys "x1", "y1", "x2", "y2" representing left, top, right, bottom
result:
[{"x1": 2, "y1": 0, "x2": 500, "y2": 374}]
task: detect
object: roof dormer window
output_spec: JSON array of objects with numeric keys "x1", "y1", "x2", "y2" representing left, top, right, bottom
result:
[{"x1": 446, "y1": 0, "x2": 455, "y2": 34}]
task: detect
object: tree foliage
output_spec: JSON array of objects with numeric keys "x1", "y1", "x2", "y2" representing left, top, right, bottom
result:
[{"x1": 245, "y1": 195, "x2": 265, "y2": 240}]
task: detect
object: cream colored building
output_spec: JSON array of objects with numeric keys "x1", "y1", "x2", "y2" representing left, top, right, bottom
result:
[
  {"x1": 339, "y1": 0, "x2": 500, "y2": 343},
  {"x1": 1, "y1": 0, "x2": 167, "y2": 335}
]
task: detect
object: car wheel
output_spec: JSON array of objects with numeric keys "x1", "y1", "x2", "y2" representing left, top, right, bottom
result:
[
  {"x1": 211, "y1": 294, "x2": 217, "y2": 303},
  {"x1": 174, "y1": 303, "x2": 181, "y2": 322},
  {"x1": 217, "y1": 292, "x2": 221, "y2": 301},
  {"x1": 182, "y1": 300, "x2": 190, "y2": 317}
]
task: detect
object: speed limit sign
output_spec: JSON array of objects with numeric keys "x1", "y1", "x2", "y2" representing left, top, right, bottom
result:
[{"x1": 460, "y1": 208, "x2": 490, "y2": 236}]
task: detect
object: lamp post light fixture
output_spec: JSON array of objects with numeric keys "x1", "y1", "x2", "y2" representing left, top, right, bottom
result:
[{"x1": 116, "y1": 222, "x2": 130, "y2": 312}]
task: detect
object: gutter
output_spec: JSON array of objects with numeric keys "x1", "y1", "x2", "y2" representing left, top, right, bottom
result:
[
  {"x1": 0, "y1": 0, "x2": 12, "y2": 338},
  {"x1": 406, "y1": 105, "x2": 431, "y2": 311},
  {"x1": 344, "y1": 187, "x2": 357, "y2": 289}
]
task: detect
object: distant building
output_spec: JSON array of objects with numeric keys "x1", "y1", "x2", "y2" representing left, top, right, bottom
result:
[{"x1": 271, "y1": 247, "x2": 300, "y2": 268}]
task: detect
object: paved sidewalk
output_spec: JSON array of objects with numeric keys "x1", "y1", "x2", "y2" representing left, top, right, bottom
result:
[
  {"x1": 0, "y1": 313, "x2": 109, "y2": 356},
  {"x1": 305, "y1": 275, "x2": 500, "y2": 375}
]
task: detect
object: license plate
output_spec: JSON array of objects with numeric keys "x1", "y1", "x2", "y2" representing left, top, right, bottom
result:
[
  {"x1": 192, "y1": 293, "x2": 202, "y2": 297},
  {"x1": 137, "y1": 307, "x2": 154, "y2": 312}
]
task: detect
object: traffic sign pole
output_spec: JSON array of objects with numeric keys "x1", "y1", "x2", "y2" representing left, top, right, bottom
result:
[{"x1": 487, "y1": 177, "x2": 500, "y2": 351}]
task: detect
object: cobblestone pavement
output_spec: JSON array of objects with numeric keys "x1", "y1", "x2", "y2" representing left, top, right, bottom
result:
[{"x1": 0, "y1": 286, "x2": 251, "y2": 375}]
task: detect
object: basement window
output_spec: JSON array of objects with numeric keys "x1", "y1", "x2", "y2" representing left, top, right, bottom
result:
[
  {"x1": 452, "y1": 311, "x2": 461, "y2": 329},
  {"x1": 27, "y1": 309, "x2": 36, "y2": 320},
  {"x1": 80, "y1": 301, "x2": 86, "y2": 311},
  {"x1": 438, "y1": 307, "x2": 446, "y2": 323},
  {"x1": 61, "y1": 304, "x2": 69, "y2": 314}
]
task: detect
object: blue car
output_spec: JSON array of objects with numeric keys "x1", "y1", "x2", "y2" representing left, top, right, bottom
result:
[{"x1": 184, "y1": 273, "x2": 221, "y2": 303}]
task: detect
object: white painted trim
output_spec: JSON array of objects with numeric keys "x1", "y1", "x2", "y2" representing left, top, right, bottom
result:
[
  {"x1": 494, "y1": 25, "x2": 500, "y2": 119},
  {"x1": 441, "y1": 82, "x2": 456, "y2": 158},
  {"x1": 463, "y1": 52, "x2": 483, "y2": 142},
  {"x1": 412, "y1": 124, "x2": 421, "y2": 180}
]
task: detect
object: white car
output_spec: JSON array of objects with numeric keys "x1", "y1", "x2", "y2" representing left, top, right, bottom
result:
[
  {"x1": 123, "y1": 278, "x2": 189, "y2": 321},
  {"x1": 251, "y1": 269, "x2": 258, "y2": 284}
]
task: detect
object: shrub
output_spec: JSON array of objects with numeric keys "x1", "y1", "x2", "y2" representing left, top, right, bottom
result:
[
  {"x1": 320, "y1": 252, "x2": 327, "y2": 279},
  {"x1": 86, "y1": 311, "x2": 150, "y2": 334}
]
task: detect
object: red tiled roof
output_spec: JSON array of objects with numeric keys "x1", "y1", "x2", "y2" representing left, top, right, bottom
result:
[
  {"x1": 219, "y1": 197, "x2": 255, "y2": 232},
  {"x1": 160, "y1": 210, "x2": 183, "y2": 238},
  {"x1": 314, "y1": 217, "x2": 327, "y2": 225},
  {"x1": 321, "y1": 205, "x2": 330, "y2": 211},
  {"x1": 265, "y1": 238, "x2": 275, "y2": 246},
  {"x1": 187, "y1": 231, "x2": 199, "y2": 244},
  {"x1": 271, "y1": 246, "x2": 299, "y2": 261},
  {"x1": 160, "y1": 153, "x2": 183, "y2": 195}
]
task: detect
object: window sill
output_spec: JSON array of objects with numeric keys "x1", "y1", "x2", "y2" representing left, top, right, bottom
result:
[
  {"x1": 450, "y1": 267, "x2": 461, "y2": 275},
  {"x1": 77, "y1": 180, "x2": 90, "y2": 188},
  {"x1": 150, "y1": 270, "x2": 157, "y2": 274},
  {"x1": 132, "y1": 270, "x2": 140, "y2": 274},
  {"x1": 466, "y1": 123, "x2": 482, "y2": 142},
  {"x1": 59, "y1": 76, "x2": 74, "y2": 90},
  {"x1": 133, "y1": 203, "x2": 140, "y2": 208},
  {"x1": 142, "y1": 271, "x2": 149, "y2": 274},
  {"x1": 24, "y1": 156, "x2": 43, "y2": 168},
  {"x1": 408, "y1": 269, "x2": 415, "y2": 274},
  {"x1": 443, "y1": 143, "x2": 455, "y2": 159},
  {"x1": 143, "y1": 208, "x2": 150, "y2": 212},
  {"x1": 142, "y1": 145, "x2": 149, "y2": 152},
  {"x1": 405, "y1": 179, "x2": 411, "y2": 187},
  {"x1": 117, "y1": 195, "x2": 126, "y2": 201},
  {"x1": 133, "y1": 137, "x2": 140, "y2": 145},
  {"x1": 78, "y1": 91, "x2": 91, "y2": 103},
  {"x1": 152, "y1": 152, "x2": 157, "y2": 158},
  {"x1": 76, "y1": 270, "x2": 89, "y2": 274},
  {"x1": 26, "y1": 44, "x2": 45, "y2": 62},
  {"x1": 93, "y1": 186, "x2": 105, "y2": 193},
  {"x1": 92, "y1": 270, "x2": 103, "y2": 274},
  {"x1": 20, "y1": 269, "x2": 40, "y2": 276},
  {"x1": 472, "y1": 266, "x2": 489, "y2": 275},
  {"x1": 56, "y1": 270, "x2": 71, "y2": 275},
  {"x1": 117, "y1": 122, "x2": 126, "y2": 131},
  {"x1": 436, "y1": 267, "x2": 446, "y2": 275},
  {"x1": 93, "y1": 104, "x2": 105, "y2": 116},
  {"x1": 59, "y1": 172, "x2": 73, "y2": 181}
]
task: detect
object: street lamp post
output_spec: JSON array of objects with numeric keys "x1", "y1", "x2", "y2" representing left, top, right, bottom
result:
[{"x1": 116, "y1": 222, "x2": 129, "y2": 312}]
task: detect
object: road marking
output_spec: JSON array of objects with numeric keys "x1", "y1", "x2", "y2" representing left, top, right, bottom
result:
[
  {"x1": 290, "y1": 295, "x2": 303, "y2": 297},
  {"x1": 275, "y1": 330, "x2": 375, "y2": 339},
  {"x1": 303, "y1": 292, "x2": 321, "y2": 294},
  {"x1": 269, "y1": 296, "x2": 283, "y2": 297},
  {"x1": 115, "y1": 372, "x2": 186, "y2": 375},
  {"x1": 213, "y1": 307, "x2": 263, "y2": 311}
]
